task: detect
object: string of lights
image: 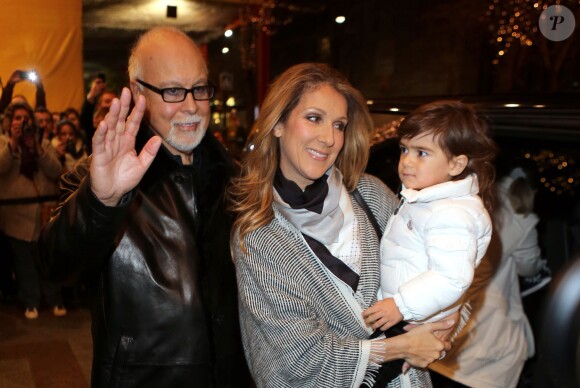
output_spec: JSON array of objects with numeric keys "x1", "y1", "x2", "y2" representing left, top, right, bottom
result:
[
  {"x1": 487, "y1": 0, "x2": 579, "y2": 64},
  {"x1": 487, "y1": 0, "x2": 550, "y2": 64},
  {"x1": 527, "y1": 149, "x2": 579, "y2": 196}
]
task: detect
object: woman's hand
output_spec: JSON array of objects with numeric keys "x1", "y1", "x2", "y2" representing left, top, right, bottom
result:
[
  {"x1": 382, "y1": 319, "x2": 453, "y2": 370},
  {"x1": 432, "y1": 310, "x2": 460, "y2": 343},
  {"x1": 402, "y1": 310, "x2": 460, "y2": 344}
]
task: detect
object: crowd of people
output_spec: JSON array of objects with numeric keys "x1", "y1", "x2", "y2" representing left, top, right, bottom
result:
[
  {"x1": 0, "y1": 68, "x2": 113, "y2": 318},
  {"x1": 0, "y1": 26, "x2": 560, "y2": 388}
]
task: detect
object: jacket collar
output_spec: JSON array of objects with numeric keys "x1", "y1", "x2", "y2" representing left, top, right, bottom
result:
[
  {"x1": 401, "y1": 173, "x2": 479, "y2": 203},
  {"x1": 136, "y1": 123, "x2": 235, "y2": 206}
]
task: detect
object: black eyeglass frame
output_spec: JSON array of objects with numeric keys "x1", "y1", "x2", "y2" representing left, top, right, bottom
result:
[{"x1": 136, "y1": 79, "x2": 216, "y2": 102}]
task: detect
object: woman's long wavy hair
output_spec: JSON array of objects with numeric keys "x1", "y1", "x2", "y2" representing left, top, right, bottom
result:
[
  {"x1": 228, "y1": 63, "x2": 374, "y2": 251},
  {"x1": 397, "y1": 100, "x2": 498, "y2": 212}
]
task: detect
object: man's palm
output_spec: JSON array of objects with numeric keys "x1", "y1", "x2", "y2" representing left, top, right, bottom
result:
[{"x1": 90, "y1": 87, "x2": 161, "y2": 206}]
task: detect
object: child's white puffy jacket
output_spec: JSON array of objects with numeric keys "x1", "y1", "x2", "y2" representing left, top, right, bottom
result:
[{"x1": 379, "y1": 174, "x2": 492, "y2": 322}]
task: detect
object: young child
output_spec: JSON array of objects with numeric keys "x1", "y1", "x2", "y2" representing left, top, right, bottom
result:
[{"x1": 363, "y1": 100, "x2": 497, "y2": 336}]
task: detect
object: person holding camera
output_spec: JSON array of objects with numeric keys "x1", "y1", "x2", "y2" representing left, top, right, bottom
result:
[
  {"x1": 34, "y1": 107, "x2": 56, "y2": 141},
  {"x1": 0, "y1": 101, "x2": 66, "y2": 319},
  {"x1": 0, "y1": 70, "x2": 47, "y2": 115},
  {"x1": 80, "y1": 73, "x2": 117, "y2": 153},
  {"x1": 52, "y1": 119, "x2": 88, "y2": 173},
  {"x1": 1, "y1": 70, "x2": 47, "y2": 138}
]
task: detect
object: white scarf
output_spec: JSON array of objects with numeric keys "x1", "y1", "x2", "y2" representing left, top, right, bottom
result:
[{"x1": 273, "y1": 166, "x2": 345, "y2": 245}]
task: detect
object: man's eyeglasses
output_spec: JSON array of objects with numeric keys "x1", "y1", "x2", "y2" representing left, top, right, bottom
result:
[{"x1": 136, "y1": 79, "x2": 215, "y2": 103}]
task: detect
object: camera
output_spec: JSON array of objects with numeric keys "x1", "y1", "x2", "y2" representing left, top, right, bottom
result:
[
  {"x1": 22, "y1": 119, "x2": 35, "y2": 137},
  {"x1": 18, "y1": 70, "x2": 38, "y2": 82},
  {"x1": 97, "y1": 72, "x2": 106, "y2": 83},
  {"x1": 65, "y1": 139, "x2": 76, "y2": 155}
]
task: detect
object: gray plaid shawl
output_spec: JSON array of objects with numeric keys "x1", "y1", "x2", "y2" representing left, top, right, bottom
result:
[{"x1": 234, "y1": 174, "x2": 432, "y2": 387}]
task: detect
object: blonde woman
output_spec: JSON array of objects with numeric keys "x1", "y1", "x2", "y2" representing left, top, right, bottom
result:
[{"x1": 229, "y1": 63, "x2": 456, "y2": 388}]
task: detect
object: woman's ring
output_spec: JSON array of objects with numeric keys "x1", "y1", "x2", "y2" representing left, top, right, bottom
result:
[{"x1": 438, "y1": 350, "x2": 446, "y2": 360}]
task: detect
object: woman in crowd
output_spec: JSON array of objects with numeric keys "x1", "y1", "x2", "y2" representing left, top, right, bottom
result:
[
  {"x1": 52, "y1": 119, "x2": 88, "y2": 173},
  {"x1": 229, "y1": 63, "x2": 455, "y2": 387},
  {"x1": 0, "y1": 102, "x2": 65, "y2": 318}
]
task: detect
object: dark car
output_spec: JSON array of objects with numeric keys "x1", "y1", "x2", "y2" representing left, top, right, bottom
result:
[{"x1": 365, "y1": 94, "x2": 580, "y2": 275}]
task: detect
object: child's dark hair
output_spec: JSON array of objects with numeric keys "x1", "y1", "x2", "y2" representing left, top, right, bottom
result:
[{"x1": 397, "y1": 100, "x2": 498, "y2": 212}]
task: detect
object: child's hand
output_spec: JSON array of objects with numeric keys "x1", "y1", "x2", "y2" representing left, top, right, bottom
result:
[{"x1": 362, "y1": 298, "x2": 403, "y2": 331}]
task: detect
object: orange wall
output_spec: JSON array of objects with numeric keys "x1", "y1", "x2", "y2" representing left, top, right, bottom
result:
[{"x1": 0, "y1": 0, "x2": 84, "y2": 113}]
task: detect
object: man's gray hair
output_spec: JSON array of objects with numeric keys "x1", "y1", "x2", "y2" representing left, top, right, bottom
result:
[{"x1": 127, "y1": 27, "x2": 206, "y2": 82}]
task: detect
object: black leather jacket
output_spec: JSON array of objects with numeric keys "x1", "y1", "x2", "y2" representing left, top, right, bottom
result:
[{"x1": 38, "y1": 125, "x2": 250, "y2": 387}]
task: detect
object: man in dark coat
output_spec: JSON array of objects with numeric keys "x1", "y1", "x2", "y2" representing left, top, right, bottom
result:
[{"x1": 38, "y1": 27, "x2": 251, "y2": 387}]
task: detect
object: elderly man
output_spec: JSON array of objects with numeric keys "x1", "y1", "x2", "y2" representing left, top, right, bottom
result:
[{"x1": 38, "y1": 27, "x2": 250, "y2": 387}]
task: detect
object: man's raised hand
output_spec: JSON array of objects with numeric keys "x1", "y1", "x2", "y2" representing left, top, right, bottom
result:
[{"x1": 90, "y1": 87, "x2": 162, "y2": 206}]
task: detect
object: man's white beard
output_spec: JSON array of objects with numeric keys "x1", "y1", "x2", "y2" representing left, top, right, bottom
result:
[{"x1": 166, "y1": 119, "x2": 208, "y2": 153}]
